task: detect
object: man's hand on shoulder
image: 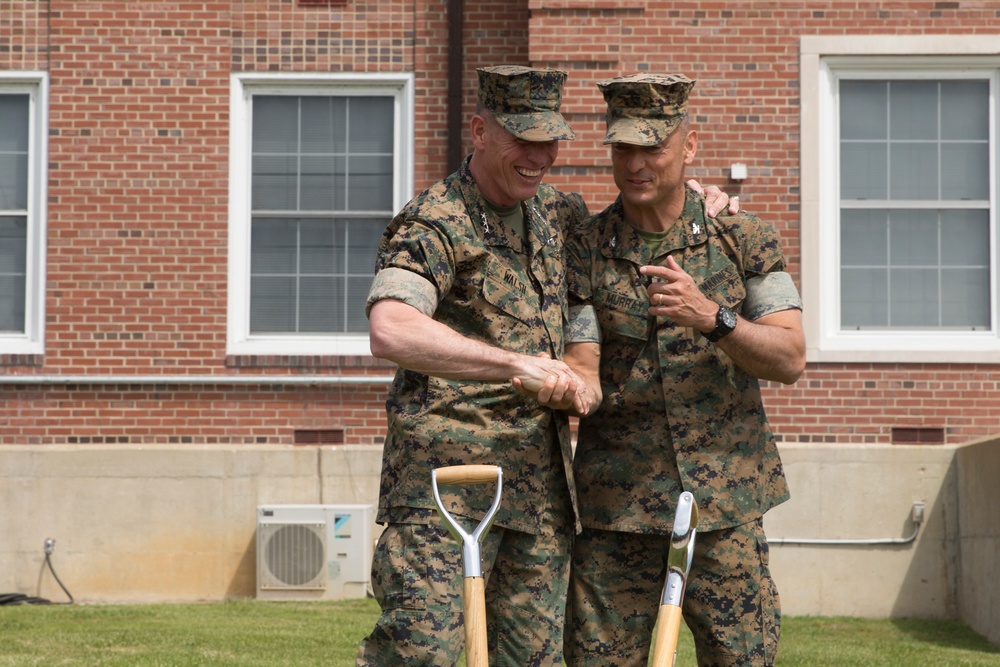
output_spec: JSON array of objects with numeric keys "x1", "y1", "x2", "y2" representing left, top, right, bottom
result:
[{"x1": 686, "y1": 179, "x2": 740, "y2": 218}]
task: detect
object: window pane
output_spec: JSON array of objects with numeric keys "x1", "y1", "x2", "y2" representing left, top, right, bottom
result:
[
  {"x1": 0, "y1": 153, "x2": 28, "y2": 209},
  {"x1": 253, "y1": 97, "x2": 299, "y2": 153},
  {"x1": 301, "y1": 97, "x2": 346, "y2": 154},
  {"x1": 346, "y1": 275, "x2": 373, "y2": 331},
  {"x1": 0, "y1": 216, "x2": 27, "y2": 273},
  {"x1": 841, "y1": 143, "x2": 887, "y2": 200},
  {"x1": 349, "y1": 98, "x2": 393, "y2": 153},
  {"x1": 346, "y1": 219, "x2": 382, "y2": 273},
  {"x1": 889, "y1": 143, "x2": 937, "y2": 200},
  {"x1": 251, "y1": 219, "x2": 298, "y2": 274},
  {"x1": 841, "y1": 209, "x2": 888, "y2": 266},
  {"x1": 941, "y1": 81, "x2": 988, "y2": 141},
  {"x1": 300, "y1": 220, "x2": 338, "y2": 274},
  {"x1": 0, "y1": 215, "x2": 26, "y2": 332},
  {"x1": 889, "y1": 81, "x2": 937, "y2": 141},
  {"x1": 0, "y1": 274, "x2": 25, "y2": 331},
  {"x1": 0, "y1": 94, "x2": 29, "y2": 152},
  {"x1": 250, "y1": 275, "x2": 296, "y2": 333},
  {"x1": 842, "y1": 268, "x2": 888, "y2": 328},
  {"x1": 0, "y1": 94, "x2": 29, "y2": 209},
  {"x1": 941, "y1": 268, "x2": 989, "y2": 328},
  {"x1": 299, "y1": 155, "x2": 345, "y2": 211},
  {"x1": 941, "y1": 143, "x2": 989, "y2": 201},
  {"x1": 840, "y1": 80, "x2": 886, "y2": 140},
  {"x1": 889, "y1": 210, "x2": 937, "y2": 266},
  {"x1": 941, "y1": 210, "x2": 989, "y2": 266},
  {"x1": 300, "y1": 277, "x2": 339, "y2": 332},
  {"x1": 348, "y1": 155, "x2": 394, "y2": 210},
  {"x1": 252, "y1": 155, "x2": 298, "y2": 210},
  {"x1": 890, "y1": 268, "x2": 938, "y2": 326}
]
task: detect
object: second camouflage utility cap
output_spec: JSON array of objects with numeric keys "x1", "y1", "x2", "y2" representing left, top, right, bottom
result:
[
  {"x1": 477, "y1": 65, "x2": 576, "y2": 142},
  {"x1": 598, "y1": 73, "x2": 696, "y2": 146}
]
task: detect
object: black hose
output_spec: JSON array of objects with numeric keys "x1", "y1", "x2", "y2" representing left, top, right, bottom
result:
[
  {"x1": 44, "y1": 551, "x2": 74, "y2": 604},
  {"x1": 0, "y1": 551, "x2": 74, "y2": 606},
  {"x1": 0, "y1": 593, "x2": 50, "y2": 605}
]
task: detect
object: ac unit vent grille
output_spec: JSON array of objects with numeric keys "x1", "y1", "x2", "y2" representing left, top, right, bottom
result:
[{"x1": 259, "y1": 522, "x2": 326, "y2": 590}]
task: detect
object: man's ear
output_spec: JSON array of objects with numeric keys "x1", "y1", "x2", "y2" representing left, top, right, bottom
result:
[
  {"x1": 470, "y1": 114, "x2": 488, "y2": 151},
  {"x1": 683, "y1": 129, "x2": 698, "y2": 165}
]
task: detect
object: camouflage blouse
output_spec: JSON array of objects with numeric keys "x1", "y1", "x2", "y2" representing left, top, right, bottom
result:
[
  {"x1": 367, "y1": 157, "x2": 589, "y2": 535},
  {"x1": 566, "y1": 188, "x2": 800, "y2": 533}
]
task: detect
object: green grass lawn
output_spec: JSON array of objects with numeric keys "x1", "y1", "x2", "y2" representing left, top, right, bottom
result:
[{"x1": 1, "y1": 597, "x2": 998, "y2": 666}]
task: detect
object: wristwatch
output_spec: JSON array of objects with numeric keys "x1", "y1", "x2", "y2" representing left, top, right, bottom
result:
[{"x1": 705, "y1": 305, "x2": 737, "y2": 342}]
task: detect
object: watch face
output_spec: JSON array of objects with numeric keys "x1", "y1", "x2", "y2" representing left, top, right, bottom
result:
[{"x1": 720, "y1": 306, "x2": 737, "y2": 329}]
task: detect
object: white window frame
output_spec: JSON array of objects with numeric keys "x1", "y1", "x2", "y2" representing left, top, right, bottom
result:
[
  {"x1": 0, "y1": 72, "x2": 47, "y2": 356},
  {"x1": 801, "y1": 36, "x2": 1000, "y2": 363},
  {"x1": 227, "y1": 72, "x2": 414, "y2": 357}
]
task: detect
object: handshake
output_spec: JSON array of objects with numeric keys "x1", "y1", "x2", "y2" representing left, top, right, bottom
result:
[{"x1": 510, "y1": 351, "x2": 598, "y2": 417}]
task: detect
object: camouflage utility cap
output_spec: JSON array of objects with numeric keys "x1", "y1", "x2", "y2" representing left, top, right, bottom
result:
[
  {"x1": 598, "y1": 73, "x2": 695, "y2": 146},
  {"x1": 478, "y1": 65, "x2": 576, "y2": 142}
]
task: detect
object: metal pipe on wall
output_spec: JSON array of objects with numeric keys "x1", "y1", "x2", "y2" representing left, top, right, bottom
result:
[
  {"x1": 769, "y1": 502, "x2": 925, "y2": 546},
  {"x1": 447, "y1": 0, "x2": 464, "y2": 172}
]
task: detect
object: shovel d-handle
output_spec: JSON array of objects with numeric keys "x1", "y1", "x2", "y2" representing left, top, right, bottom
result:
[
  {"x1": 650, "y1": 491, "x2": 699, "y2": 667},
  {"x1": 434, "y1": 464, "x2": 503, "y2": 486},
  {"x1": 431, "y1": 464, "x2": 503, "y2": 667}
]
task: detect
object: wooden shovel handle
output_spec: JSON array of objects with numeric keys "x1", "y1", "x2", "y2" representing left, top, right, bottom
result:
[
  {"x1": 463, "y1": 576, "x2": 488, "y2": 667},
  {"x1": 434, "y1": 464, "x2": 501, "y2": 486},
  {"x1": 650, "y1": 603, "x2": 683, "y2": 667}
]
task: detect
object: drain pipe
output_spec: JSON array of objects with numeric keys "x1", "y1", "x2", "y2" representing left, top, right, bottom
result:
[
  {"x1": 769, "y1": 502, "x2": 925, "y2": 546},
  {"x1": 447, "y1": 0, "x2": 464, "y2": 172}
]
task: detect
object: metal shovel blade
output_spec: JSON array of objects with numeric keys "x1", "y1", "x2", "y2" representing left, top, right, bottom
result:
[{"x1": 650, "y1": 491, "x2": 699, "y2": 667}]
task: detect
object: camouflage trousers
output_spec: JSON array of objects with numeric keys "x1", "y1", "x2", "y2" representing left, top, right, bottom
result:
[
  {"x1": 564, "y1": 518, "x2": 780, "y2": 667},
  {"x1": 356, "y1": 519, "x2": 573, "y2": 667}
]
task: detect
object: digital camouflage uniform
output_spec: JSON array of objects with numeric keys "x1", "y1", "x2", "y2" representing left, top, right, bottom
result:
[
  {"x1": 563, "y1": 73, "x2": 803, "y2": 667},
  {"x1": 357, "y1": 66, "x2": 588, "y2": 667}
]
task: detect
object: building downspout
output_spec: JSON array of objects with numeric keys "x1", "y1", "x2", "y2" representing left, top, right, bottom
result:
[{"x1": 447, "y1": 0, "x2": 464, "y2": 172}]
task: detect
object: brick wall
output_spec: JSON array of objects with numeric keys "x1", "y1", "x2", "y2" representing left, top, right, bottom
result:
[{"x1": 2, "y1": 1, "x2": 1000, "y2": 447}]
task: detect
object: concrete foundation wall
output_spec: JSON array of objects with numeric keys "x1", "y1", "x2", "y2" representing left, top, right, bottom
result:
[
  {"x1": 1, "y1": 445, "x2": 383, "y2": 603},
  {"x1": 765, "y1": 443, "x2": 960, "y2": 619},
  {"x1": 0, "y1": 441, "x2": 994, "y2": 647},
  {"x1": 954, "y1": 438, "x2": 1000, "y2": 647}
]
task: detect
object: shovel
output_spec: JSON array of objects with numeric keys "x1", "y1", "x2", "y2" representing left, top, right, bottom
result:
[
  {"x1": 431, "y1": 464, "x2": 504, "y2": 667},
  {"x1": 650, "y1": 490, "x2": 699, "y2": 667}
]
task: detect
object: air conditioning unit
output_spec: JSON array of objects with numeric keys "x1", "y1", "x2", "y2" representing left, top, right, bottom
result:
[{"x1": 256, "y1": 504, "x2": 374, "y2": 601}]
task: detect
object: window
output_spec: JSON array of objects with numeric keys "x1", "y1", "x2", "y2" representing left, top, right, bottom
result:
[
  {"x1": 800, "y1": 37, "x2": 1000, "y2": 362},
  {"x1": 0, "y1": 73, "x2": 47, "y2": 356},
  {"x1": 228, "y1": 73, "x2": 414, "y2": 356}
]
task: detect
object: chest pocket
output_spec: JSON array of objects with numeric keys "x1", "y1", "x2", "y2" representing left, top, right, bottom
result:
[
  {"x1": 594, "y1": 286, "x2": 650, "y2": 341},
  {"x1": 482, "y1": 259, "x2": 538, "y2": 324}
]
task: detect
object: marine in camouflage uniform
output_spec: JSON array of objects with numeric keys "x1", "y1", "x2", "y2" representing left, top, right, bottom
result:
[
  {"x1": 562, "y1": 74, "x2": 805, "y2": 667},
  {"x1": 357, "y1": 66, "x2": 590, "y2": 667}
]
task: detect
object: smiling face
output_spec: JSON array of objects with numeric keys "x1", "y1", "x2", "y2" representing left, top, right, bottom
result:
[
  {"x1": 611, "y1": 121, "x2": 697, "y2": 226},
  {"x1": 469, "y1": 111, "x2": 560, "y2": 207}
]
